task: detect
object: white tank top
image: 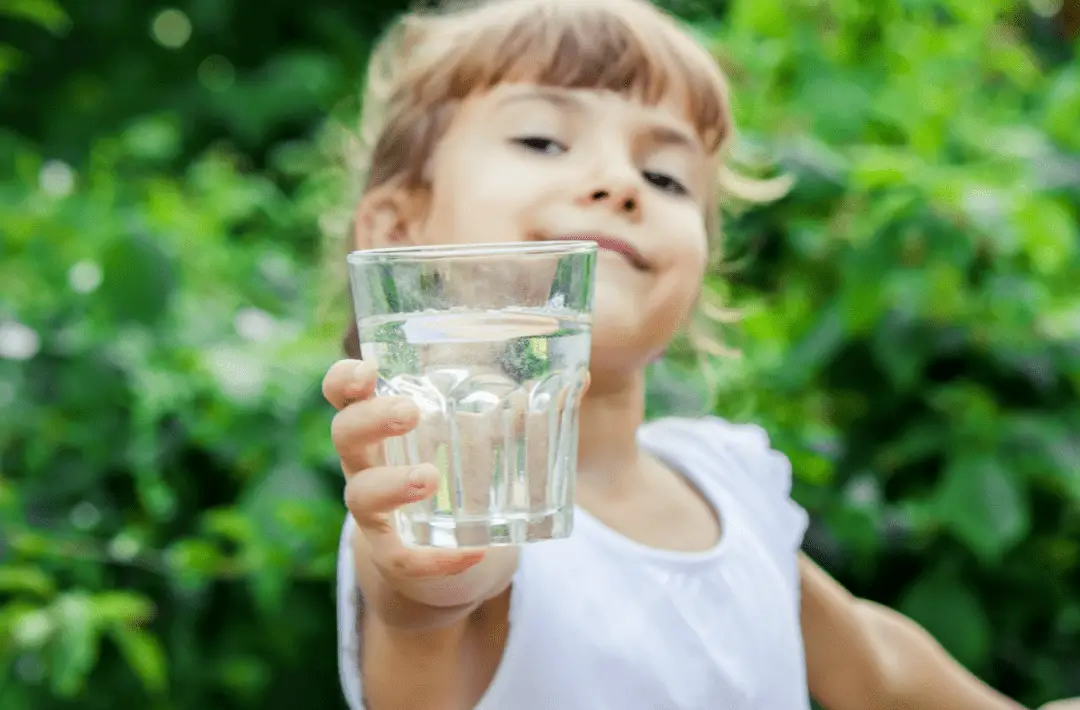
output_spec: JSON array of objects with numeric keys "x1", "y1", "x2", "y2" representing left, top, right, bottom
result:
[{"x1": 337, "y1": 416, "x2": 812, "y2": 709}]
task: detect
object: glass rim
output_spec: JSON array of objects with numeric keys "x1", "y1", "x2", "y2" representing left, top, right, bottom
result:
[{"x1": 347, "y1": 240, "x2": 597, "y2": 264}]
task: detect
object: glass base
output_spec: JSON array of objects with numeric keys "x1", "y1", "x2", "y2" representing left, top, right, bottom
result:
[{"x1": 395, "y1": 506, "x2": 573, "y2": 549}]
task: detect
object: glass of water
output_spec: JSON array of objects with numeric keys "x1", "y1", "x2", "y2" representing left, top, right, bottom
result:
[{"x1": 347, "y1": 241, "x2": 597, "y2": 549}]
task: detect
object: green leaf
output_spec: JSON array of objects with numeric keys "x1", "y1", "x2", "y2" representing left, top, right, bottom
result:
[
  {"x1": 49, "y1": 594, "x2": 100, "y2": 697},
  {"x1": 899, "y1": 563, "x2": 993, "y2": 671},
  {"x1": 849, "y1": 148, "x2": 924, "y2": 190},
  {"x1": 934, "y1": 453, "x2": 1029, "y2": 563},
  {"x1": 1012, "y1": 196, "x2": 1076, "y2": 276},
  {"x1": 167, "y1": 539, "x2": 224, "y2": 578},
  {"x1": 202, "y1": 508, "x2": 256, "y2": 545},
  {"x1": 803, "y1": 74, "x2": 871, "y2": 144},
  {"x1": 0, "y1": 0, "x2": 71, "y2": 34},
  {"x1": 727, "y1": 0, "x2": 790, "y2": 39},
  {"x1": 122, "y1": 116, "x2": 182, "y2": 163},
  {"x1": 877, "y1": 421, "x2": 948, "y2": 471},
  {"x1": 870, "y1": 315, "x2": 933, "y2": 389},
  {"x1": 109, "y1": 626, "x2": 168, "y2": 694},
  {"x1": 1044, "y1": 68, "x2": 1080, "y2": 151},
  {"x1": 0, "y1": 565, "x2": 55, "y2": 597},
  {"x1": 0, "y1": 44, "x2": 22, "y2": 83},
  {"x1": 91, "y1": 591, "x2": 155, "y2": 626},
  {"x1": 249, "y1": 565, "x2": 288, "y2": 617},
  {"x1": 99, "y1": 233, "x2": 178, "y2": 326},
  {"x1": 218, "y1": 655, "x2": 271, "y2": 697},
  {"x1": 780, "y1": 303, "x2": 845, "y2": 388}
]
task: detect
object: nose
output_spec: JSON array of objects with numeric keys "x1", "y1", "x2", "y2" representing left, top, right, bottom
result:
[{"x1": 577, "y1": 183, "x2": 642, "y2": 222}]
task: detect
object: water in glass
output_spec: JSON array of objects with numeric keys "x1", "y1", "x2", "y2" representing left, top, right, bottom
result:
[{"x1": 359, "y1": 306, "x2": 590, "y2": 548}]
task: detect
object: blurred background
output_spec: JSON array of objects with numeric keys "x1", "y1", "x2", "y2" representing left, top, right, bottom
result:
[{"x1": 1, "y1": 0, "x2": 1079, "y2": 708}]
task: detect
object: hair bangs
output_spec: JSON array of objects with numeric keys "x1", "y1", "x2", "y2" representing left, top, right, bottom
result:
[{"x1": 394, "y1": 0, "x2": 732, "y2": 154}]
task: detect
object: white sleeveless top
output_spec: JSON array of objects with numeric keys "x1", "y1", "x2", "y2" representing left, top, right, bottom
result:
[{"x1": 337, "y1": 416, "x2": 812, "y2": 709}]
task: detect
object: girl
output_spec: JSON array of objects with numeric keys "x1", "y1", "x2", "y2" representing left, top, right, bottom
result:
[{"x1": 322, "y1": 0, "x2": 1078, "y2": 707}]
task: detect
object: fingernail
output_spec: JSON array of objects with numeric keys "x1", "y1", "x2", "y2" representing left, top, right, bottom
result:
[
  {"x1": 353, "y1": 362, "x2": 371, "y2": 381},
  {"x1": 389, "y1": 400, "x2": 417, "y2": 424},
  {"x1": 408, "y1": 466, "x2": 432, "y2": 492}
]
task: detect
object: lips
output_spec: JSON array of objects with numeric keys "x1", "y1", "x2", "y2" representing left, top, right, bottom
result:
[{"x1": 546, "y1": 234, "x2": 649, "y2": 270}]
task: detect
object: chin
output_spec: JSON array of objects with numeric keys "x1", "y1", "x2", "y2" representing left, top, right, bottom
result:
[{"x1": 588, "y1": 282, "x2": 683, "y2": 365}]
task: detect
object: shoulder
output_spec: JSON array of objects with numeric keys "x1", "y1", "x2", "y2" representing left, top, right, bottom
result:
[
  {"x1": 640, "y1": 415, "x2": 793, "y2": 495},
  {"x1": 641, "y1": 416, "x2": 809, "y2": 550}
]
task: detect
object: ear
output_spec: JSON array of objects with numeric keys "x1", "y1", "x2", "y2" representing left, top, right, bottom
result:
[{"x1": 352, "y1": 183, "x2": 430, "y2": 251}]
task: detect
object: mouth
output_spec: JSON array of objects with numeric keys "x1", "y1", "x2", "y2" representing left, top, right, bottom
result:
[{"x1": 545, "y1": 234, "x2": 649, "y2": 271}]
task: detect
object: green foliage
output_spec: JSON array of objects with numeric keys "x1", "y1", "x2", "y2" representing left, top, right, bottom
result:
[
  {"x1": 0, "y1": 119, "x2": 351, "y2": 707},
  {"x1": 1, "y1": 0, "x2": 1078, "y2": 708},
  {"x1": 689, "y1": 0, "x2": 1080, "y2": 701}
]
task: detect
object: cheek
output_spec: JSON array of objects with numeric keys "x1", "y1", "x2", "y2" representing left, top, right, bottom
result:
[
  {"x1": 658, "y1": 220, "x2": 709, "y2": 299},
  {"x1": 427, "y1": 146, "x2": 541, "y2": 246},
  {"x1": 640, "y1": 226, "x2": 708, "y2": 328}
]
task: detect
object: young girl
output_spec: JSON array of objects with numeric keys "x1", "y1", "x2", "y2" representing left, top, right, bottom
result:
[{"x1": 322, "y1": 1, "x2": 1078, "y2": 708}]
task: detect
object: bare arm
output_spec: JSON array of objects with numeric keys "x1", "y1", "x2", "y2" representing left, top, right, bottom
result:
[{"x1": 799, "y1": 553, "x2": 1027, "y2": 710}]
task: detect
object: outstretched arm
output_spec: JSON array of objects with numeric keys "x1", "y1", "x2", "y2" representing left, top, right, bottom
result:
[{"x1": 799, "y1": 553, "x2": 1027, "y2": 710}]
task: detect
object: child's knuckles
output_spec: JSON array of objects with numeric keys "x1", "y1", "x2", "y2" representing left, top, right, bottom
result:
[
  {"x1": 330, "y1": 405, "x2": 387, "y2": 461},
  {"x1": 330, "y1": 409, "x2": 365, "y2": 461},
  {"x1": 345, "y1": 466, "x2": 415, "y2": 518}
]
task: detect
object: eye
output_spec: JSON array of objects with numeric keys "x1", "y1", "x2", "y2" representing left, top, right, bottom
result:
[
  {"x1": 644, "y1": 171, "x2": 688, "y2": 196},
  {"x1": 513, "y1": 136, "x2": 567, "y2": 156}
]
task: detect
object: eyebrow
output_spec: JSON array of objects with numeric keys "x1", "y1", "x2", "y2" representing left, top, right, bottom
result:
[{"x1": 649, "y1": 125, "x2": 700, "y2": 153}]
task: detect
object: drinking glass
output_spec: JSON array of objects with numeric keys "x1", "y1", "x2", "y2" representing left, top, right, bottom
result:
[{"x1": 347, "y1": 241, "x2": 597, "y2": 548}]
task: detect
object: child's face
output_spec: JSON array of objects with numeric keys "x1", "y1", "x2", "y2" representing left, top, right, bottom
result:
[{"x1": 413, "y1": 84, "x2": 712, "y2": 377}]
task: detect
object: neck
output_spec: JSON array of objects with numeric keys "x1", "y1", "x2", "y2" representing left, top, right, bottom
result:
[{"x1": 575, "y1": 368, "x2": 647, "y2": 489}]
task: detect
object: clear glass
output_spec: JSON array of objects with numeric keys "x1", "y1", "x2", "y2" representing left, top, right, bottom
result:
[{"x1": 347, "y1": 241, "x2": 597, "y2": 548}]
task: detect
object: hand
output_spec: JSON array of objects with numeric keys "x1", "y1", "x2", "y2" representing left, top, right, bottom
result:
[
  {"x1": 323, "y1": 360, "x2": 495, "y2": 597},
  {"x1": 1041, "y1": 701, "x2": 1080, "y2": 709}
]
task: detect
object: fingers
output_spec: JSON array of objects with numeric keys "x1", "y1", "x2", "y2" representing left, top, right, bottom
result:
[
  {"x1": 345, "y1": 463, "x2": 439, "y2": 529},
  {"x1": 346, "y1": 464, "x2": 486, "y2": 578},
  {"x1": 331, "y1": 395, "x2": 420, "y2": 473},
  {"x1": 372, "y1": 539, "x2": 487, "y2": 579},
  {"x1": 322, "y1": 359, "x2": 378, "y2": 410},
  {"x1": 329, "y1": 359, "x2": 487, "y2": 583}
]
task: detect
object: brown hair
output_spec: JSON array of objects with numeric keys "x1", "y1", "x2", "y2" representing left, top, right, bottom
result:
[{"x1": 328, "y1": 0, "x2": 788, "y2": 360}]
